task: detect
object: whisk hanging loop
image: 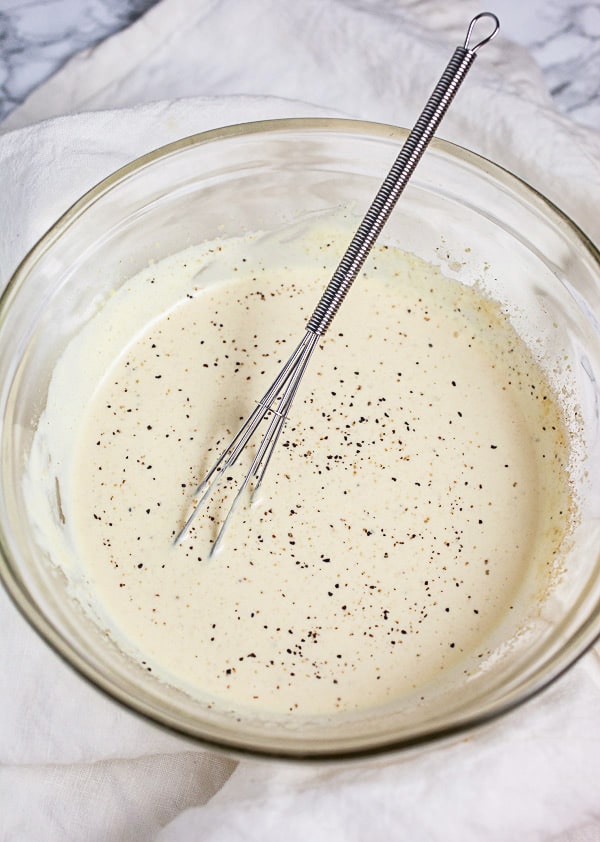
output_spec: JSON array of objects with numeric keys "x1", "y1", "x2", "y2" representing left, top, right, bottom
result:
[{"x1": 175, "y1": 13, "x2": 499, "y2": 554}]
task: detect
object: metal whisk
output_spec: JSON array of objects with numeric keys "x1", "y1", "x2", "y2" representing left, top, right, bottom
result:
[{"x1": 175, "y1": 12, "x2": 500, "y2": 554}]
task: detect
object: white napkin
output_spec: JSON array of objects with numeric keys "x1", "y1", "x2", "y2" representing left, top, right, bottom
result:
[{"x1": 1, "y1": 1, "x2": 600, "y2": 839}]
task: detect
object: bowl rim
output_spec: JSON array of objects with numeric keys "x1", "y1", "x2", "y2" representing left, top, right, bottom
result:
[{"x1": 1, "y1": 115, "x2": 600, "y2": 762}]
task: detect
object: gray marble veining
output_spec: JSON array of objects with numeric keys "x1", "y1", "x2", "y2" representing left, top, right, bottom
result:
[
  {"x1": 0, "y1": 0, "x2": 159, "y2": 121},
  {"x1": 534, "y1": 1, "x2": 600, "y2": 128},
  {"x1": 0, "y1": 0, "x2": 599, "y2": 129},
  {"x1": 487, "y1": 0, "x2": 600, "y2": 128}
]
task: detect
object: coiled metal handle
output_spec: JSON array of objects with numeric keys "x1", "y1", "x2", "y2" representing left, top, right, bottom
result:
[
  {"x1": 175, "y1": 13, "x2": 500, "y2": 552},
  {"x1": 306, "y1": 12, "x2": 499, "y2": 336}
]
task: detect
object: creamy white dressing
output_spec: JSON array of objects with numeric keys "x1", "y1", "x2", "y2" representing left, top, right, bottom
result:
[{"x1": 27, "y1": 216, "x2": 574, "y2": 716}]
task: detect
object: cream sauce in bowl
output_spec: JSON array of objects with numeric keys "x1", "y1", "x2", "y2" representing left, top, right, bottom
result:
[{"x1": 28, "y1": 214, "x2": 575, "y2": 717}]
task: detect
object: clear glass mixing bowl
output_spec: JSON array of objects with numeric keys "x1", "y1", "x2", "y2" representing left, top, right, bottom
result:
[{"x1": 1, "y1": 118, "x2": 600, "y2": 760}]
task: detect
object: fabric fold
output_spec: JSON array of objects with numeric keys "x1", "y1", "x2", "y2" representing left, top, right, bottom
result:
[{"x1": 1, "y1": 0, "x2": 599, "y2": 839}]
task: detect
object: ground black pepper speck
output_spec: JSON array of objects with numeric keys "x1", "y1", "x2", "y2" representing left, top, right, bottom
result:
[{"x1": 67, "y1": 218, "x2": 574, "y2": 716}]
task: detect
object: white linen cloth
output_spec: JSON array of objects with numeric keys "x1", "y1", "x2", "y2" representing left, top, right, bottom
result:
[{"x1": 1, "y1": 1, "x2": 599, "y2": 839}]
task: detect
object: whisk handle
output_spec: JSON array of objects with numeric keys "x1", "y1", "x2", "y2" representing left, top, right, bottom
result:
[{"x1": 306, "y1": 13, "x2": 499, "y2": 337}]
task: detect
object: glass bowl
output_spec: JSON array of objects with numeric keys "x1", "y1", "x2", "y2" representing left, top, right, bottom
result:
[{"x1": 1, "y1": 118, "x2": 600, "y2": 761}]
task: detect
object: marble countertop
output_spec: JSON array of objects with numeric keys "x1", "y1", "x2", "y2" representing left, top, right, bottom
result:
[
  {"x1": 0, "y1": 0, "x2": 599, "y2": 130},
  {"x1": 0, "y1": 4, "x2": 599, "y2": 841}
]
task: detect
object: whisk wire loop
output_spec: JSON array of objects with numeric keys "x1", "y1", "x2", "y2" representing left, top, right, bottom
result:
[{"x1": 174, "y1": 14, "x2": 499, "y2": 552}]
